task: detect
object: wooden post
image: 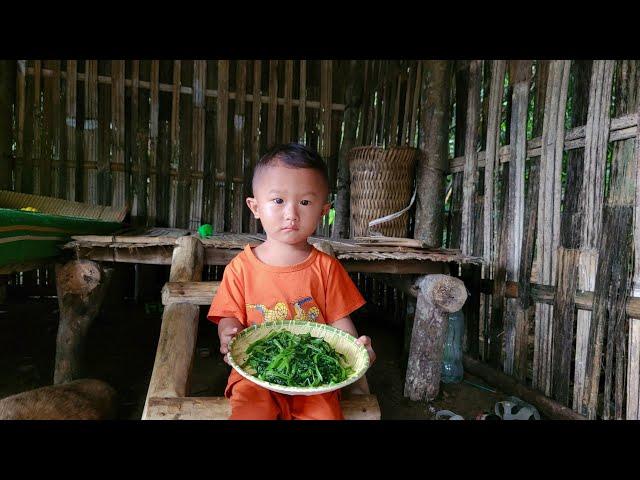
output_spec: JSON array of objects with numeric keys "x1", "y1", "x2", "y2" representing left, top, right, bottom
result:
[
  {"x1": 414, "y1": 60, "x2": 452, "y2": 247},
  {"x1": 53, "y1": 260, "x2": 113, "y2": 384},
  {"x1": 142, "y1": 236, "x2": 204, "y2": 419},
  {"x1": 332, "y1": 60, "x2": 363, "y2": 240},
  {"x1": 404, "y1": 274, "x2": 467, "y2": 401}
]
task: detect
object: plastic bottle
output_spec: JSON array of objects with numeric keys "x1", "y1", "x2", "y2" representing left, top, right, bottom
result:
[{"x1": 441, "y1": 310, "x2": 464, "y2": 383}]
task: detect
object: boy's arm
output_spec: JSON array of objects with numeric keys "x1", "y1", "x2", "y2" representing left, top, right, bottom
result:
[
  {"x1": 331, "y1": 315, "x2": 376, "y2": 395},
  {"x1": 218, "y1": 317, "x2": 245, "y2": 364}
]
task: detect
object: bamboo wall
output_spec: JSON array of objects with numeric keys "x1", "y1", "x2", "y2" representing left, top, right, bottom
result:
[
  {"x1": 443, "y1": 60, "x2": 640, "y2": 420},
  {"x1": 8, "y1": 60, "x2": 345, "y2": 235}
]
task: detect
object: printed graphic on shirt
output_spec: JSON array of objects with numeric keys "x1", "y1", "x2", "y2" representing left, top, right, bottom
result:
[{"x1": 246, "y1": 296, "x2": 320, "y2": 323}]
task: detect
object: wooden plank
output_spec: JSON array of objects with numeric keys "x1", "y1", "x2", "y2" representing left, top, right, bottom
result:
[
  {"x1": 14, "y1": 61, "x2": 26, "y2": 191},
  {"x1": 298, "y1": 60, "x2": 307, "y2": 143},
  {"x1": 283, "y1": 60, "x2": 293, "y2": 143},
  {"x1": 502, "y1": 61, "x2": 532, "y2": 376},
  {"x1": 460, "y1": 60, "x2": 482, "y2": 257},
  {"x1": 83, "y1": 60, "x2": 98, "y2": 204},
  {"x1": 232, "y1": 60, "x2": 246, "y2": 233},
  {"x1": 162, "y1": 281, "x2": 220, "y2": 305},
  {"x1": 189, "y1": 61, "x2": 207, "y2": 231},
  {"x1": 64, "y1": 61, "x2": 78, "y2": 201},
  {"x1": 147, "y1": 60, "x2": 160, "y2": 226},
  {"x1": 168, "y1": 60, "x2": 182, "y2": 228},
  {"x1": 214, "y1": 60, "x2": 229, "y2": 233},
  {"x1": 267, "y1": 60, "x2": 278, "y2": 147},
  {"x1": 532, "y1": 60, "x2": 570, "y2": 395},
  {"x1": 580, "y1": 60, "x2": 616, "y2": 419},
  {"x1": 145, "y1": 395, "x2": 381, "y2": 420},
  {"x1": 249, "y1": 60, "x2": 262, "y2": 234}
]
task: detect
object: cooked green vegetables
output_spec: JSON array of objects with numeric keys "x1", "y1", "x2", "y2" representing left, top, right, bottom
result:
[{"x1": 241, "y1": 330, "x2": 354, "y2": 387}]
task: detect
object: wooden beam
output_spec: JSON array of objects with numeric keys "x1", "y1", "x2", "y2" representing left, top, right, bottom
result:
[
  {"x1": 146, "y1": 395, "x2": 381, "y2": 420},
  {"x1": 462, "y1": 355, "x2": 586, "y2": 420}
]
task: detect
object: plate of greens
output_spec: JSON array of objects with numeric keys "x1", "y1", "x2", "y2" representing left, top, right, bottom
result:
[{"x1": 227, "y1": 321, "x2": 370, "y2": 395}]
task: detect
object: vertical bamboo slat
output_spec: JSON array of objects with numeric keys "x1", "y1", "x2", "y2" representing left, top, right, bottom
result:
[
  {"x1": 249, "y1": 60, "x2": 262, "y2": 234},
  {"x1": 460, "y1": 60, "x2": 482, "y2": 256},
  {"x1": 46, "y1": 60, "x2": 61, "y2": 198},
  {"x1": 532, "y1": 60, "x2": 570, "y2": 394},
  {"x1": 320, "y1": 60, "x2": 332, "y2": 158},
  {"x1": 215, "y1": 60, "x2": 229, "y2": 233},
  {"x1": 97, "y1": 61, "x2": 111, "y2": 205},
  {"x1": 189, "y1": 60, "x2": 207, "y2": 231},
  {"x1": 32, "y1": 60, "x2": 42, "y2": 195},
  {"x1": 148, "y1": 60, "x2": 159, "y2": 226},
  {"x1": 283, "y1": 60, "x2": 293, "y2": 143},
  {"x1": 267, "y1": 60, "x2": 278, "y2": 148},
  {"x1": 502, "y1": 61, "x2": 532, "y2": 376},
  {"x1": 84, "y1": 61, "x2": 98, "y2": 204},
  {"x1": 232, "y1": 60, "x2": 246, "y2": 233},
  {"x1": 14, "y1": 60, "x2": 26, "y2": 192},
  {"x1": 168, "y1": 60, "x2": 181, "y2": 228},
  {"x1": 581, "y1": 59, "x2": 615, "y2": 419},
  {"x1": 65, "y1": 61, "x2": 77, "y2": 201},
  {"x1": 111, "y1": 60, "x2": 125, "y2": 209},
  {"x1": 409, "y1": 61, "x2": 422, "y2": 148},
  {"x1": 130, "y1": 60, "x2": 142, "y2": 222},
  {"x1": 402, "y1": 63, "x2": 414, "y2": 146},
  {"x1": 298, "y1": 60, "x2": 307, "y2": 143}
]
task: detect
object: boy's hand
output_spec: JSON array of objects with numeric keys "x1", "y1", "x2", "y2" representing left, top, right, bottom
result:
[
  {"x1": 355, "y1": 335, "x2": 376, "y2": 365},
  {"x1": 219, "y1": 323, "x2": 244, "y2": 365}
]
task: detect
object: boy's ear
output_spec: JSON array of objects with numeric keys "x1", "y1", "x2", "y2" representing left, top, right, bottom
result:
[{"x1": 246, "y1": 197, "x2": 260, "y2": 218}]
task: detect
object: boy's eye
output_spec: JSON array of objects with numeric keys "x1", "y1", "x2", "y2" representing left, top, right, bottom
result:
[
  {"x1": 300, "y1": 200, "x2": 310, "y2": 206},
  {"x1": 273, "y1": 198, "x2": 284, "y2": 205}
]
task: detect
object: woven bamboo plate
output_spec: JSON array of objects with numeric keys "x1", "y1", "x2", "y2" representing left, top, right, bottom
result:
[{"x1": 227, "y1": 320, "x2": 370, "y2": 396}]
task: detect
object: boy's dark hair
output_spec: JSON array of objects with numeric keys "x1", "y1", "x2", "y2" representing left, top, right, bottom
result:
[{"x1": 251, "y1": 143, "x2": 329, "y2": 194}]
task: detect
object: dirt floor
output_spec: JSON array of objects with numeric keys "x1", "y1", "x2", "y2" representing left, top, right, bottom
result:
[{"x1": 0, "y1": 284, "x2": 518, "y2": 421}]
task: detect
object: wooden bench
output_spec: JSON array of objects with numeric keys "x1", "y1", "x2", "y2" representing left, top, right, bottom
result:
[{"x1": 146, "y1": 395, "x2": 381, "y2": 420}]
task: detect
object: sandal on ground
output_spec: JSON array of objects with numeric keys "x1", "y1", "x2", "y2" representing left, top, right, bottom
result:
[
  {"x1": 435, "y1": 409, "x2": 464, "y2": 420},
  {"x1": 494, "y1": 397, "x2": 540, "y2": 420}
]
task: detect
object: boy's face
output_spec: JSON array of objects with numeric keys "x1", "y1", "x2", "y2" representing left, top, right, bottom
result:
[{"x1": 246, "y1": 162, "x2": 331, "y2": 245}]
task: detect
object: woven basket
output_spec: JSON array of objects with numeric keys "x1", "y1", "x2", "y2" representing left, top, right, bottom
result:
[
  {"x1": 228, "y1": 321, "x2": 370, "y2": 396},
  {"x1": 349, "y1": 146, "x2": 419, "y2": 237}
]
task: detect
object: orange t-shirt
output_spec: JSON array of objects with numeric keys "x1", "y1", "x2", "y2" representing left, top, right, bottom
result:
[{"x1": 207, "y1": 244, "x2": 366, "y2": 327}]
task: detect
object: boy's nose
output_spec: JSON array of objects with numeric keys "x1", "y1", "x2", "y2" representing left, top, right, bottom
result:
[{"x1": 284, "y1": 204, "x2": 299, "y2": 221}]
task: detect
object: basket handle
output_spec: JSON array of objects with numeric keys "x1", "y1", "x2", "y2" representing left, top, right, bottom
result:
[{"x1": 367, "y1": 186, "x2": 417, "y2": 237}]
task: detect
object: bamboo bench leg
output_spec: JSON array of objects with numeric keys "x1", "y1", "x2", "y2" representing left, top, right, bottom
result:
[
  {"x1": 404, "y1": 274, "x2": 467, "y2": 401},
  {"x1": 54, "y1": 260, "x2": 113, "y2": 384},
  {"x1": 142, "y1": 236, "x2": 204, "y2": 419}
]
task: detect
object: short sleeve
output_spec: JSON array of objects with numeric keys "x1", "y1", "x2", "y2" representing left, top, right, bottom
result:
[
  {"x1": 207, "y1": 261, "x2": 247, "y2": 326},
  {"x1": 324, "y1": 258, "x2": 366, "y2": 323}
]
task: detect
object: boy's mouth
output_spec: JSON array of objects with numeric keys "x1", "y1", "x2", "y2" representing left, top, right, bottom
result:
[{"x1": 281, "y1": 225, "x2": 299, "y2": 231}]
